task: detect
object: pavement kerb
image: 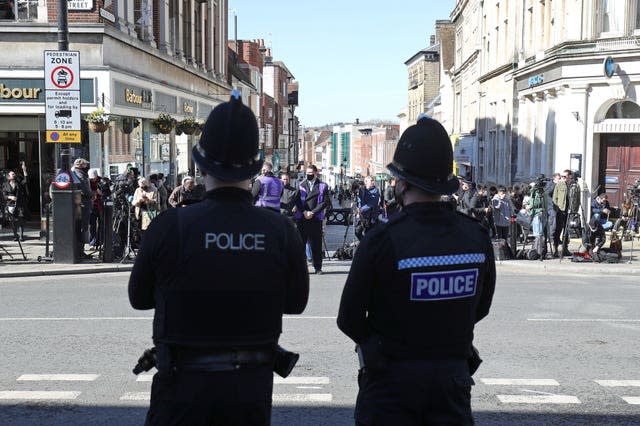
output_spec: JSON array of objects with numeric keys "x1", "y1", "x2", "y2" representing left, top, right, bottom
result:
[
  {"x1": 0, "y1": 264, "x2": 134, "y2": 278},
  {"x1": 495, "y1": 259, "x2": 640, "y2": 275}
]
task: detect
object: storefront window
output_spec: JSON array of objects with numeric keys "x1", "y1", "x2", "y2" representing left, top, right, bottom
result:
[{"x1": 605, "y1": 101, "x2": 640, "y2": 119}]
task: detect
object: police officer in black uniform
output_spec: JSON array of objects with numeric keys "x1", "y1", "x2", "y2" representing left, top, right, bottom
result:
[
  {"x1": 337, "y1": 116, "x2": 496, "y2": 425},
  {"x1": 128, "y1": 91, "x2": 309, "y2": 426}
]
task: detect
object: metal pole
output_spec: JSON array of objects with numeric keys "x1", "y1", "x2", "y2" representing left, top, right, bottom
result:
[{"x1": 56, "y1": 0, "x2": 70, "y2": 172}]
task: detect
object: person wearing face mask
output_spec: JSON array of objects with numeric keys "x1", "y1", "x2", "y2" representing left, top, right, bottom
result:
[
  {"x1": 338, "y1": 116, "x2": 496, "y2": 426},
  {"x1": 132, "y1": 176, "x2": 159, "y2": 232},
  {"x1": 71, "y1": 158, "x2": 94, "y2": 258},
  {"x1": 295, "y1": 164, "x2": 331, "y2": 275}
]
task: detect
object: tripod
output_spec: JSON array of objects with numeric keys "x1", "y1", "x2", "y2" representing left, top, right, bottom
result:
[
  {"x1": 119, "y1": 200, "x2": 138, "y2": 263},
  {"x1": 0, "y1": 211, "x2": 27, "y2": 261}
]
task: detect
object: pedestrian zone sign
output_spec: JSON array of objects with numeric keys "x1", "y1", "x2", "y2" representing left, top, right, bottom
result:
[{"x1": 44, "y1": 51, "x2": 80, "y2": 91}]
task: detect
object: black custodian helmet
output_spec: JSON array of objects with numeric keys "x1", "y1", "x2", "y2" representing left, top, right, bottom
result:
[
  {"x1": 192, "y1": 90, "x2": 263, "y2": 182},
  {"x1": 386, "y1": 115, "x2": 459, "y2": 195}
]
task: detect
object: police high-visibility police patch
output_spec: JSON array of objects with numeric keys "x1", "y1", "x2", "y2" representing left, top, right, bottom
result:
[{"x1": 410, "y1": 268, "x2": 478, "y2": 301}]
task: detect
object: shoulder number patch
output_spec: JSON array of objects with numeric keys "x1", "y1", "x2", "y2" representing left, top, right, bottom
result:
[{"x1": 410, "y1": 268, "x2": 478, "y2": 301}]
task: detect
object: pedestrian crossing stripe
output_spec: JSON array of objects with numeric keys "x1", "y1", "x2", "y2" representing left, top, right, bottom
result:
[
  {"x1": 272, "y1": 394, "x2": 332, "y2": 402},
  {"x1": 120, "y1": 392, "x2": 149, "y2": 401},
  {"x1": 621, "y1": 397, "x2": 640, "y2": 405},
  {"x1": 497, "y1": 394, "x2": 581, "y2": 404},
  {"x1": 595, "y1": 380, "x2": 640, "y2": 387},
  {"x1": 273, "y1": 376, "x2": 330, "y2": 385},
  {"x1": 481, "y1": 378, "x2": 559, "y2": 386},
  {"x1": 17, "y1": 374, "x2": 100, "y2": 381},
  {"x1": 136, "y1": 374, "x2": 154, "y2": 382},
  {"x1": 0, "y1": 391, "x2": 81, "y2": 400}
]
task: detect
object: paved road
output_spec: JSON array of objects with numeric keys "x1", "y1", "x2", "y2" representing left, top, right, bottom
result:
[{"x1": 0, "y1": 266, "x2": 638, "y2": 425}]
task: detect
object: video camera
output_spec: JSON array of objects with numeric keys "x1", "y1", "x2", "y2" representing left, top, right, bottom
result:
[{"x1": 532, "y1": 174, "x2": 550, "y2": 192}]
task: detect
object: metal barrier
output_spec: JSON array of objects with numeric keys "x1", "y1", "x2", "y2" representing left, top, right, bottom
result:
[{"x1": 326, "y1": 208, "x2": 353, "y2": 226}]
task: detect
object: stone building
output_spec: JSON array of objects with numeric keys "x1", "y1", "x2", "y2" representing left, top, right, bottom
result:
[{"x1": 446, "y1": 0, "x2": 640, "y2": 208}]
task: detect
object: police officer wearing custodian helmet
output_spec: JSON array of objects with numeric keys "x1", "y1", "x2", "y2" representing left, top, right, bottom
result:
[
  {"x1": 128, "y1": 91, "x2": 309, "y2": 425},
  {"x1": 337, "y1": 115, "x2": 496, "y2": 425}
]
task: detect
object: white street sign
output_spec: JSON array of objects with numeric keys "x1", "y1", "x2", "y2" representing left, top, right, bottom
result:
[
  {"x1": 46, "y1": 91, "x2": 81, "y2": 130},
  {"x1": 44, "y1": 51, "x2": 80, "y2": 91}
]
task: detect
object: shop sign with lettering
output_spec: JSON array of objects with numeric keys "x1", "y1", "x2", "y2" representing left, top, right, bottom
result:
[
  {"x1": 114, "y1": 81, "x2": 152, "y2": 109},
  {"x1": 0, "y1": 79, "x2": 94, "y2": 104}
]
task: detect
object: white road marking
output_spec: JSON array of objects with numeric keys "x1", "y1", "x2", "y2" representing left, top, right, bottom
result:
[
  {"x1": 595, "y1": 380, "x2": 640, "y2": 387},
  {"x1": 17, "y1": 374, "x2": 100, "y2": 382},
  {"x1": 0, "y1": 316, "x2": 336, "y2": 321},
  {"x1": 274, "y1": 376, "x2": 330, "y2": 385},
  {"x1": 0, "y1": 317, "x2": 152, "y2": 321},
  {"x1": 272, "y1": 393, "x2": 332, "y2": 403},
  {"x1": 622, "y1": 397, "x2": 640, "y2": 405},
  {"x1": 283, "y1": 316, "x2": 337, "y2": 319},
  {"x1": 120, "y1": 392, "x2": 150, "y2": 401},
  {"x1": 481, "y1": 378, "x2": 559, "y2": 386},
  {"x1": 296, "y1": 386, "x2": 323, "y2": 390},
  {"x1": 527, "y1": 318, "x2": 640, "y2": 322},
  {"x1": 0, "y1": 391, "x2": 81, "y2": 400},
  {"x1": 136, "y1": 374, "x2": 154, "y2": 382},
  {"x1": 497, "y1": 394, "x2": 581, "y2": 404}
]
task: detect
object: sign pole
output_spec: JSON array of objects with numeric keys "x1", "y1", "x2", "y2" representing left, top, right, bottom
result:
[{"x1": 57, "y1": 0, "x2": 70, "y2": 172}]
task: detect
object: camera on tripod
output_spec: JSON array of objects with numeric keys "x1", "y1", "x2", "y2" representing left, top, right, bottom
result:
[{"x1": 533, "y1": 174, "x2": 549, "y2": 192}]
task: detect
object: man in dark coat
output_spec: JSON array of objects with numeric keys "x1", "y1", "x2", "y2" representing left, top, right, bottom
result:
[
  {"x1": 128, "y1": 91, "x2": 309, "y2": 426},
  {"x1": 295, "y1": 164, "x2": 331, "y2": 275}
]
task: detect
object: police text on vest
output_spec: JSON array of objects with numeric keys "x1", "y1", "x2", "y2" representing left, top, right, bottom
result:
[
  {"x1": 410, "y1": 269, "x2": 478, "y2": 301},
  {"x1": 204, "y1": 233, "x2": 266, "y2": 251}
]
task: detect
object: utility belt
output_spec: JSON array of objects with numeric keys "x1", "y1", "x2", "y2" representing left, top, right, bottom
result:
[
  {"x1": 356, "y1": 336, "x2": 481, "y2": 375},
  {"x1": 157, "y1": 345, "x2": 275, "y2": 373}
]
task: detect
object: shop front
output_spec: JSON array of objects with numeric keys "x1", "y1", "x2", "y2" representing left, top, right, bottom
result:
[{"x1": 0, "y1": 77, "x2": 96, "y2": 226}]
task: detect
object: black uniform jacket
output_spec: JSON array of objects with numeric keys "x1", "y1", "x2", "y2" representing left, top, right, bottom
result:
[
  {"x1": 337, "y1": 201, "x2": 496, "y2": 360},
  {"x1": 297, "y1": 179, "x2": 331, "y2": 218},
  {"x1": 129, "y1": 187, "x2": 309, "y2": 348}
]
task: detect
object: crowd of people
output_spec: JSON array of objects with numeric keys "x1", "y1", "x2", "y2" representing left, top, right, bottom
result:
[{"x1": 449, "y1": 171, "x2": 630, "y2": 262}]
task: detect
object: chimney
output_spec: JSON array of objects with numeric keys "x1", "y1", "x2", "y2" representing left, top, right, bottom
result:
[
  {"x1": 355, "y1": 118, "x2": 360, "y2": 125},
  {"x1": 430, "y1": 35, "x2": 436, "y2": 46}
]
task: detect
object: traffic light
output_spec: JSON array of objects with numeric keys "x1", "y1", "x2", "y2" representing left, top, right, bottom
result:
[{"x1": 287, "y1": 90, "x2": 298, "y2": 106}]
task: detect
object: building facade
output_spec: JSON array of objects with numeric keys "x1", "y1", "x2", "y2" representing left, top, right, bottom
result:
[
  {"x1": 0, "y1": 0, "x2": 230, "y2": 224},
  {"x1": 445, "y1": 0, "x2": 640, "y2": 208}
]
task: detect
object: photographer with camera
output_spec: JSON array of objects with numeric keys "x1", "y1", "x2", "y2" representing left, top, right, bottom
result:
[
  {"x1": 128, "y1": 92, "x2": 309, "y2": 425},
  {"x1": 527, "y1": 175, "x2": 555, "y2": 259},
  {"x1": 355, "y1": 175, "x2": 381, "y2": 241},
  {"x1": 591, "y1": 192, "x2": 613, "y2": 231}
]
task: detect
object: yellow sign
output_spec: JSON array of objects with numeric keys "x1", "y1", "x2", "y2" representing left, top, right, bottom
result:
[{"x1": 46, "y1": 130, "x2": 81, "y2": 143}]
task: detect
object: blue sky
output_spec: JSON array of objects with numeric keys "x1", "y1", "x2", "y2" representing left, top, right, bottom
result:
[{"x1": 228, "y1": 1, "x2": 456, "y2": 127}]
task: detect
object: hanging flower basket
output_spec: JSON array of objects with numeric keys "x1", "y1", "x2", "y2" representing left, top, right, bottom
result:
[
  {"x1": 152, "y1": 113, "x2": 176, "y2": 134},
  {"x1": 85, "y1": 108, "x2": 113, "y2": 133},
  {"x1": 176, "y1": 117, "x2": 200, "y2": 135},
  {"x1": 89, "y1": 121, "x2": 110, "y2": 133}
]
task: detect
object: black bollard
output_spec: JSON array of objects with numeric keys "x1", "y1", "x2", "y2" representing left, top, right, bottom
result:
[{"x1": 51, "y1": 189, "x2": 81, "y2": 263}]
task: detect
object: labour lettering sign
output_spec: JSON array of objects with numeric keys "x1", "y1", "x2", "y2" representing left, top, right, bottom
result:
[{"x1": 44, "y1": 51, "x2": 80, "y2": 91}]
